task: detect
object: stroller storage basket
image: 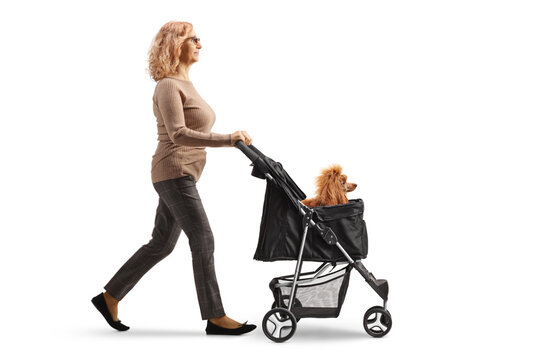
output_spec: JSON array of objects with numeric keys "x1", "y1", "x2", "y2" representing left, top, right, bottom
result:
[
  {"x1": 270, "y1": 264, "x2": 352, "y2": 318},
  {"x1": 254, "y1": 180, "x2": 368, "y2": 262}
]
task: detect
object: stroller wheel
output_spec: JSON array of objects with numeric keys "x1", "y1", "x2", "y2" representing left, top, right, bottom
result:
[
  {"x1": 271, "y1": 296, "x2": 301, "y2": 322},
  {"x1": 263, "y1": 308, "x2": 297, "y2": 343},
  {"x1": 363, "y1": 306, "x2": 392, "y2": 338}
]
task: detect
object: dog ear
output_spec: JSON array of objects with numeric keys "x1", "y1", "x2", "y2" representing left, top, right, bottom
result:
[{"x1": 331, "y1": 168, "x2": 349, "y2": 204}]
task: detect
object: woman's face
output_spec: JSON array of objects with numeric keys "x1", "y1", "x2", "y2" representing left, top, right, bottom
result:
[{"x1": 180, "y1": 30, "x2": 202, "y2": 64}]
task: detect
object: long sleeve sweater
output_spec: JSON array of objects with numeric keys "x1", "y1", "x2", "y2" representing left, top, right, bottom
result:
[{"x1": 150, "y1": 77, "x2": 232, "y2": 183}]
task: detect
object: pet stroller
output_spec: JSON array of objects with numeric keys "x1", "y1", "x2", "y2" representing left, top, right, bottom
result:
[{"x1": 235, "y1": 141, "x2": 392, "y2": 342}]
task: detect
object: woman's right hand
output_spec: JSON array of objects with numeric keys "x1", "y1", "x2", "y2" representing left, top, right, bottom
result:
[{"x1": 231, "y1": 130, "x2": 253, "y2": 146}]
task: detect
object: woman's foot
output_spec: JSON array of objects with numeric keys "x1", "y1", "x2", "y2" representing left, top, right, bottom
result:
[
  {"x1": 91, "y1": 292, "x2": 129, "y2": 331},
  {"x1": 206, "y1": 316, "x2": 256, "y2": 336},
  {"x1": 209, "y1": 315, "x2": 242, "y2": 329},
  {"x1": 103, "y1": 292, "x2": 119, "y2": 321}
]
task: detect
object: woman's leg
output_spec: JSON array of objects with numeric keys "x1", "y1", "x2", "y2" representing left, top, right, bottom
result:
[
  {"x1": 104, "y1": 196, "x2": 181, "y2": 302},
  {"x1": 154, "y1": 176, "x2": 226, "y2": 320}
]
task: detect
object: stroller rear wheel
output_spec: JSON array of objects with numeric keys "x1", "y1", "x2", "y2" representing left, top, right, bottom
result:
[
  {"x1": 363, "y1": 306, "x2": 392, "y2": 338},
  {"x1": 271, "y1": 295, "x2": 302, "y2": 322},
  {"x1": 263, "y1": 308, "x2": 297, "y2": 342}
]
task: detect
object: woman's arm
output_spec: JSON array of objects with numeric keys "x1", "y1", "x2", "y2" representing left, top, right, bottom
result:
[{"x1": 155, "y1": 79, "x2": 232, "y2": 147}]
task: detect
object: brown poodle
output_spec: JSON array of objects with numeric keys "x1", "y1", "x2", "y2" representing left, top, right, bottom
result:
[{"x1": 301, "y1": 164, "x2": 357, "y2": 207}]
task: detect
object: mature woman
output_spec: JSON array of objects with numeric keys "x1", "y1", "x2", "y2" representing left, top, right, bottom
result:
[{"x1": 92, "y1": 21, "x2": 256, "y2": 336}]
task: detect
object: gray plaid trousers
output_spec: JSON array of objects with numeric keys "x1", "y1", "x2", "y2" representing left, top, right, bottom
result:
[{"x1": 104, "y1": 175, "x2": 225, "y2": 320}]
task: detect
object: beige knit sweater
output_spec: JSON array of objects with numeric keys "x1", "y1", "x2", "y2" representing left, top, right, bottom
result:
[{"x1": 151, "y1": 77, "x2": 232, "y2": 183}]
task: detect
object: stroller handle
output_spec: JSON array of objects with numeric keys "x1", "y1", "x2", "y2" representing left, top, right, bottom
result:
[{"x1": 234, "y1": 140, "x2": 262, "y2": 162}]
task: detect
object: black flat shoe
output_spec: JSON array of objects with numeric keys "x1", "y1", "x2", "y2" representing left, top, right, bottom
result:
[
  {"x1": 205, "y1": 320, "x2": 256, "y2": 335},
  {"x1": 91, "y1": 293, "x2": 130, "y2": 331}
]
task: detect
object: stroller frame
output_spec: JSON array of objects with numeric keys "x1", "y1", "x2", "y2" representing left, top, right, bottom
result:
[
  {"x1": 282, "y1": 182, "x2": 389, "y2": 311},
  {"x1": 236, "y1": 142, "x2": 392, "y2": 342}
]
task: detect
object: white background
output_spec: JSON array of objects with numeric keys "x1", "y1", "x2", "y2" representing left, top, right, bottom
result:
[{"x1": 1, "y1": 0, "x2": 539, "y2": 358}]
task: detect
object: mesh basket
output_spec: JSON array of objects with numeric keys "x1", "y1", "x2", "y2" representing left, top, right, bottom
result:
[{"x1": 270, "y1": 265, "x2": 352, "y2": 318}]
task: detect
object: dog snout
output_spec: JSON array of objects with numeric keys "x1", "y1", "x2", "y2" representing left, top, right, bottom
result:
[{"x1": 346, "y1": 183, "x2": 357, "y2": 192}]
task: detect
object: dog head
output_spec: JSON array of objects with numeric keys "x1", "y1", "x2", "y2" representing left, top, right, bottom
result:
[{"x1": 315, "y1": 164, "x2": 357, "y2": 205}]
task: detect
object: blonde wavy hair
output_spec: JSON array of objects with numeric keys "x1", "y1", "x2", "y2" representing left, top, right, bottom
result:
[{"x1": 148, "y1": 21, "x2": 194, "y2": 82}]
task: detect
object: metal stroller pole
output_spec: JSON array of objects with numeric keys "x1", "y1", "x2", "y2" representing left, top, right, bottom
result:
[{"x1": 287, "y1": 209, "x2": 313, "y2": 312}]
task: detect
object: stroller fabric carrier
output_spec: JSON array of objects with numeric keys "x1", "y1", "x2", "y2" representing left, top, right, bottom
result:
[
  {"x1": 254, "y1": 177, "x2": 369, "y2": 262},
  {"x1": 235, "y1": 141, "x2": 393, "y2": 342}
]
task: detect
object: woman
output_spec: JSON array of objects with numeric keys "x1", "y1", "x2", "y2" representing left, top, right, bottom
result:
[{"x1": 92, "y1": 21, "x2": 256, "y2": 336}]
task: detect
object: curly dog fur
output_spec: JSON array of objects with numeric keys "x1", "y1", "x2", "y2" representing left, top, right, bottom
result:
[{"x1": 301, "y1": 164, "x2": 357, "y2": 207}]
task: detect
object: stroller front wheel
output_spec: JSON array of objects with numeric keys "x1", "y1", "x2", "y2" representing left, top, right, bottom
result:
[
  {"x1": 363, "y1": 306, "x2": 392, "y2": 338},
  {"x1": 262, "y1": 308, "x2": 297, "y2": 343}
]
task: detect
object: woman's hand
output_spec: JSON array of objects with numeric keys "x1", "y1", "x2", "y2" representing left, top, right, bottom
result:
[{"x1": 231, "y1": 130, "x2": 253, "y2": 146}]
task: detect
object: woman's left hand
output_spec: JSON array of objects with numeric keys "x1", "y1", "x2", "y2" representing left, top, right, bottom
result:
[
  {"x1": 241, "y1": 131, "x2": 253, "y2": 145},
  {"x1": 232, "y1": 130, "x2": 253, "y2": 146}
]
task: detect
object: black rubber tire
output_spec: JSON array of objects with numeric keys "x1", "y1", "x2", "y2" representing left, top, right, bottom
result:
[
  {"x1": 363, "y1": 306, "x2": 392, "y2": 338},
  {"x1": 262, "y1": 308, "x2": 297, "y2": 343}
]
